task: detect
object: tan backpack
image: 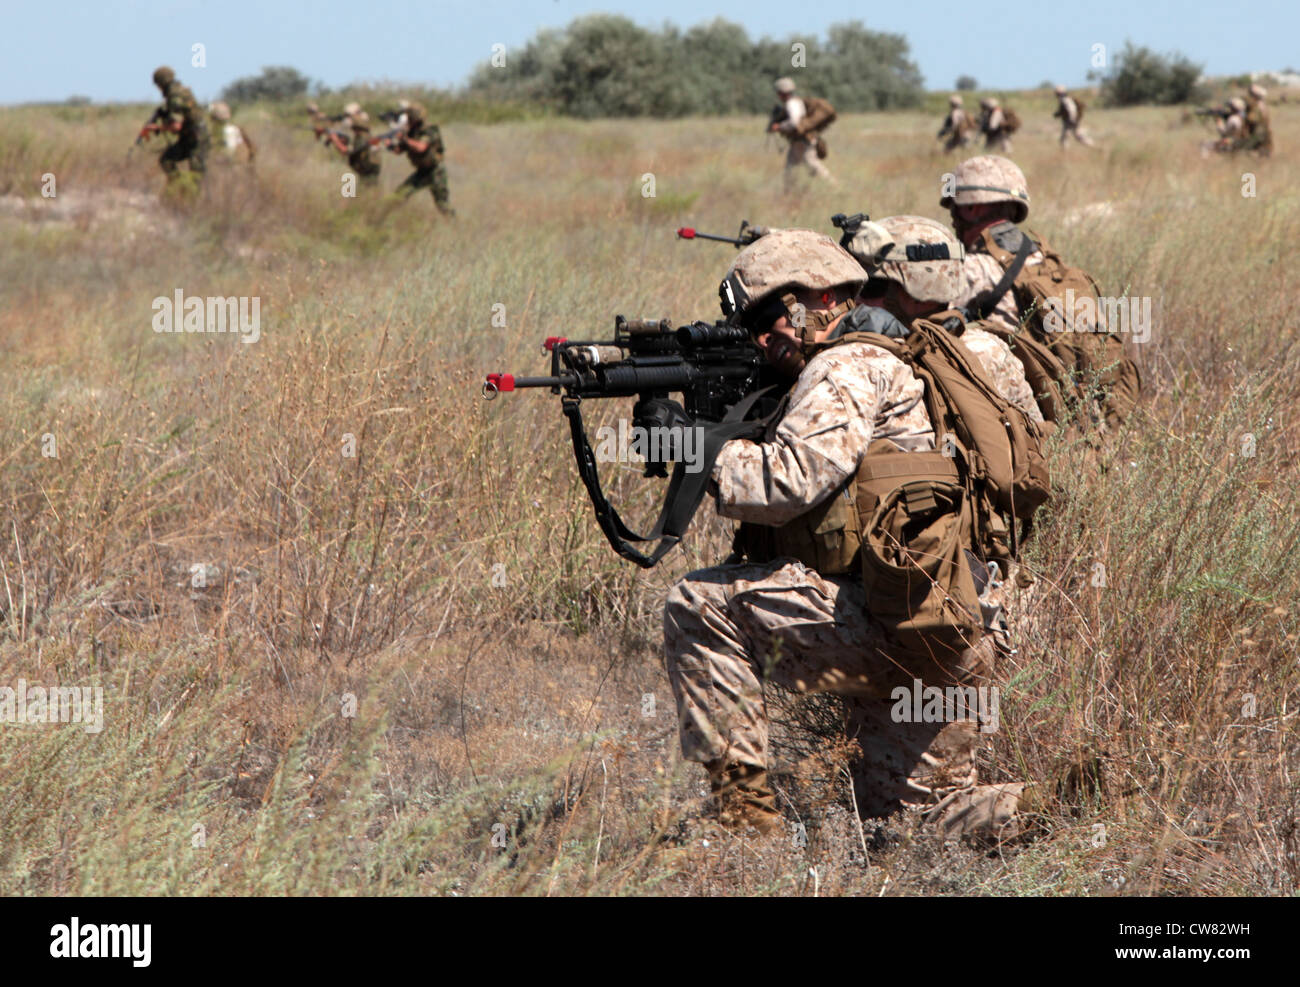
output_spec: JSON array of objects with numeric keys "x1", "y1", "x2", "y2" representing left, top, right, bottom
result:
[
  {"x1": 976, "y1": 222, "x2": 1142, "y2": 428},
  {"x1": 812, "y1": 317, "x2": 1052, "y2": 657},
  {"x1": 1002, "y1": 107, "x2": 1021, "y2": 133},
  {"x1": 799, "y1": 96, "x2": 837, "y2": 135}
]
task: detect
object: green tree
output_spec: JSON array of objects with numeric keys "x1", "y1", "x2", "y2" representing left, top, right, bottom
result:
[
  {"x1": 1097, "y1": 42, "x2": 1205, "y2": 106},
  {"x1": 221, "y1": 66, "x2": 314, "y2": 103}
]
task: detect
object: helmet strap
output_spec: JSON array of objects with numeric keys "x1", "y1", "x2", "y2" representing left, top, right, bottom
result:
[{"x1": 781, "y1": 292, "x2": 856, "y2": 347}]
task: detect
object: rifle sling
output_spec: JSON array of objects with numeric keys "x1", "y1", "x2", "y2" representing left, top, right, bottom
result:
[
  {"x1": 563, "y1": 386, "x2": 777, "y2": 568},
  {"x1": 971, "y1": 232, "x2": 1034, "y2": 320}
]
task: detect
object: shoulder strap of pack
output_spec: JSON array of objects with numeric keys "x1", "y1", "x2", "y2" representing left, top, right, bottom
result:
[{"x1": 968, "y1": 224, "x2": 1035, "y2": 320}]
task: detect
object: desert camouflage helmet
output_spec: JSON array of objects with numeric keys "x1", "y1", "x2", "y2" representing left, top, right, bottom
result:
[
  {"x1": 397, "y1": 98, "x2": 411, "y2": 110},
  {"x1": 939, "y1": 155, "x2": 1031, "y2": 224},
  {"x1": 406, "y1": 101, "x2": 426, "y2": 123},
  {"x1": 1054, "y1": 85, "x2": 1067, "y2": 95},
  {"x1": 209, "y1": 101, "x2": 231, "y2": 122},
  {"x1": 1248, "y1": 83, "x2": 1266, "y2": 100},
  {"x1": 153, "y1": 66, "x2": 175, "y2": 88},
  {"x1": 980, "y1": 97, "x2": 998, "y2": 109},
  {"x1": 1229, "y1": 97, "x2": 1247, "y2": 114},
  {"x1": 344, "y1": 101, "x2": 362, "y2": 117},
  {"x1": 850, "y1": 216, "x2": 964, "y2": 306},
  {"x1": 350, "y1": 110, "x2": 370, "y2": 127},
  {"x1": 949, "y1": 94, "x2": 963, "y2": 106},
  {"x1": 719, "y1": 229, "x2": 865, "y2": 334},
  {"x1": 774, "y1": 77, "x2": 796, "y2": 96}
]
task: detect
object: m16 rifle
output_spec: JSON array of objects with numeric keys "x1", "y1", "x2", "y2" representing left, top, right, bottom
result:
[
  {"x1": 676, "y1": 221, "x2": 770, "y2": 248},
  {"x1": 482, "y1": 316, "x2": 784, "y2": 567},
  {"x1": 1194, "y1": 105, "x2": 1232, "y2": 120}
]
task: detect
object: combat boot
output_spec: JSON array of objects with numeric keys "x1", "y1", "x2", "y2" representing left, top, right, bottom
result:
[
  {"x1": 924, "y1": 782, "x2": 1039, "y2": 847},
  {"x1": 707, "y1": 762, "x2": 781, "y2": 836}
]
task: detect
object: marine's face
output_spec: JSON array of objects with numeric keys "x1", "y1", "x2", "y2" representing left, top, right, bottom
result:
[
  {"x1": 753, "y1": 319, "x2": 807, "y2": 377},
  {"x1": 952, "y1": 202, "x2": 1003, "y2": 245},
  {"x1": 746, "y1": 289, "x2": 839, "y2": 377}
]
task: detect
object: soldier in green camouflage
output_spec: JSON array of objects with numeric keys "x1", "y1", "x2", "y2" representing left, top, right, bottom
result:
[
  {"x1": 148, "y1": 66, "x2": 210, "y2": 184},
  {"x1": 341, "y1": 111, "x2": 382, "y2": 186},
  {"x1": 391, "y1": 103, "x2": 454, "y2": 217}
]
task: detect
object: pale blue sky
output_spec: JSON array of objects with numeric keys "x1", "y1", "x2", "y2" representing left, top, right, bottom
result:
[{"x1": 3, "y1": 0, "x2": 1292, "y2": 103}]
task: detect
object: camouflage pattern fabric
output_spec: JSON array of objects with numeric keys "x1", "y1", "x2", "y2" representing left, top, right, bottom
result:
[
  {"x1": 1055, "y1": 96, "x2": 1095, "y2": 148},
  {"x1": 960, "y1": 324, "x2": 1045, "y2": 424},
  {"x1": 157, "y1": 81, "x2": 210, "y2": 178},
  {"x1": 981, "y1": 107, "x2": 1012, "y2": 152},
  {"x1": 939, "y1": 108, "x2": 974, "y2": 151},
  {"x1": 348, "y1": 125, "x2": 382, "y2": 182},
  {"x1": 784, "y1": 139, "x2": 833, "y2": 189},
  {"x1": 953, "y1": 245, "x2": 1044, "y2": 335},
  {"x1": 664, "y1": 561, "x2": 995, "y2": 806},
  {"x1": 398, "y1": 122, "x2": 452, "y2": 213},
  {"x1": 710, "y1": 341, "x2": 934, "y2": 523}
]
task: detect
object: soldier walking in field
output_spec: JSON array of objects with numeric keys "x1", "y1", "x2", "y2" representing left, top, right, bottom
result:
[
  {"x1": 140, "y1": 66, "x2": 210, "y2": 187},
  {"x1": 978, "y1": 97, "x2": 1016, "y2": 152},
  {"x1": 937, "y1": 94, "x2": 975, "y2": 152},
  {"x1": 768, "y1": 77, "x2": 837, "y2": 191},
  {"x1": 208, "y1": 101, "x2": 255, "y2": 163},
  {"x1": 1053, "y1": 85, "x2": 1095, "y2": 149},
  {"x1": 390, "y1": 103, "x2": 454, "y2": 216}
]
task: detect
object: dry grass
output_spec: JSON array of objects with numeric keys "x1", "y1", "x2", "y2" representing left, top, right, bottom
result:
[{"x1": 0, "y1": 97, "x2": 1297, "y2": 895}]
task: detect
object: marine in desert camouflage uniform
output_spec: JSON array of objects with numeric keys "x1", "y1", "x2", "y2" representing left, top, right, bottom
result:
[
  {"x1": 937, "y1": 94, "x2": 975, "y2": 152},
  {"x1": 978, "y1": 97, "x2": 1013, "y2": 152},
  {"x1": 662, "y1": 229, "x2": 1028, "y2": 843},
  {"x1": 1243, "y1": 83, "x2": 1273, "y2": 156},
  {"x1": 208, "y1": 101, "x2": 255, "y2": 163},
  {"x1": 941, "y1": 155, "x2": 1042, "y2": 337},
  {"x1": 1053, "y1": 85, "x2": 1095, "y2": 149},
  {"x1": 150, "y1": 66, "x2": 210, "y2": 183},
  {"x1": 845, "y1": 215, "x2": 1043, "y2": 425},
  {"x1": 392, "y1": 102, "x2": 454, "y2": 216},
  {"x1": 344, "y1": 111, "x2": 383, "y2": 185},
  {"x1": 769, "y1": 77, "x2": 835, "y2": 190}
]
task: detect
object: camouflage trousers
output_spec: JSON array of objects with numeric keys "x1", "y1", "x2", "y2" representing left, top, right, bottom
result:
[
  {"x1": 943, "y1": 131, "x2": 975, "y2": 153},
  {"x1": 159, "y1": 133, "x2": 209, "y2": 177},
  {"x1": 783, "y1": 139, "x2": 833, "y2": 189},
  {"x1": 663, "y1": 560, "x2": 1005, "y2": 818},
  {"x1": 398, "y1": 164, "x2": 453, "y2": 215},
  {"x1": 1059, "y1": 123, "x2": 1095, "y2": 149}
]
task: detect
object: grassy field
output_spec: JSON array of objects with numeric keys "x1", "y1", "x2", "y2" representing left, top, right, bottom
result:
[{"x1": 0, "y1": 95, "x2": 1297, "y2": 896}]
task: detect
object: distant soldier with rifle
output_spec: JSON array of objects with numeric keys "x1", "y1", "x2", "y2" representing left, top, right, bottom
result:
[
  {"x1": 208, "y1": 101, "x2": 255, "y2": 164},
  {"x1": 1244, "y1": 83, "x2": 1273, "y2": 156},
  {"x1": 137, "y1": 66, "x2": 210, "y2": 188},
  {"x1": 768, "y1": 77, "x2": 836, "y2": 191},
  {"x1": 1052, "y1": 85, "x2": 1094, "y2": 150},
  {"x1": 941, "y1": 155, "x2": 1141, "y2": 432},
  {"x1": 978, "y1": 97, "x2": 1017, "y2": 152},
  {"x1": 1199, "y1": 97, "x2": 1247, "y2": 155},
  {"x1": 388, "y1": 102, "x2": 454, "y2": 217},
  {"x1": 937, "y1": 94, "x2": 975, "y2": 152},
  {"x1": 319, "y1": 109, "x2": 384, "y2": 187}
]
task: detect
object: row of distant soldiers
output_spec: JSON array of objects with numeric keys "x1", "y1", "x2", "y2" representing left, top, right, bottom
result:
[
  {"x1": 938, "y1": 83, "x2": 1275, "y2": 158},
  {"x1": 305, "y1": 98, "x2": 453, "y2": 215},
  {"x1": 939, "y1": 87, "x2": 1093, "y2": 153},
  {"x1": 134, "y1": 67, "x2": 453, "y2": 214}
]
